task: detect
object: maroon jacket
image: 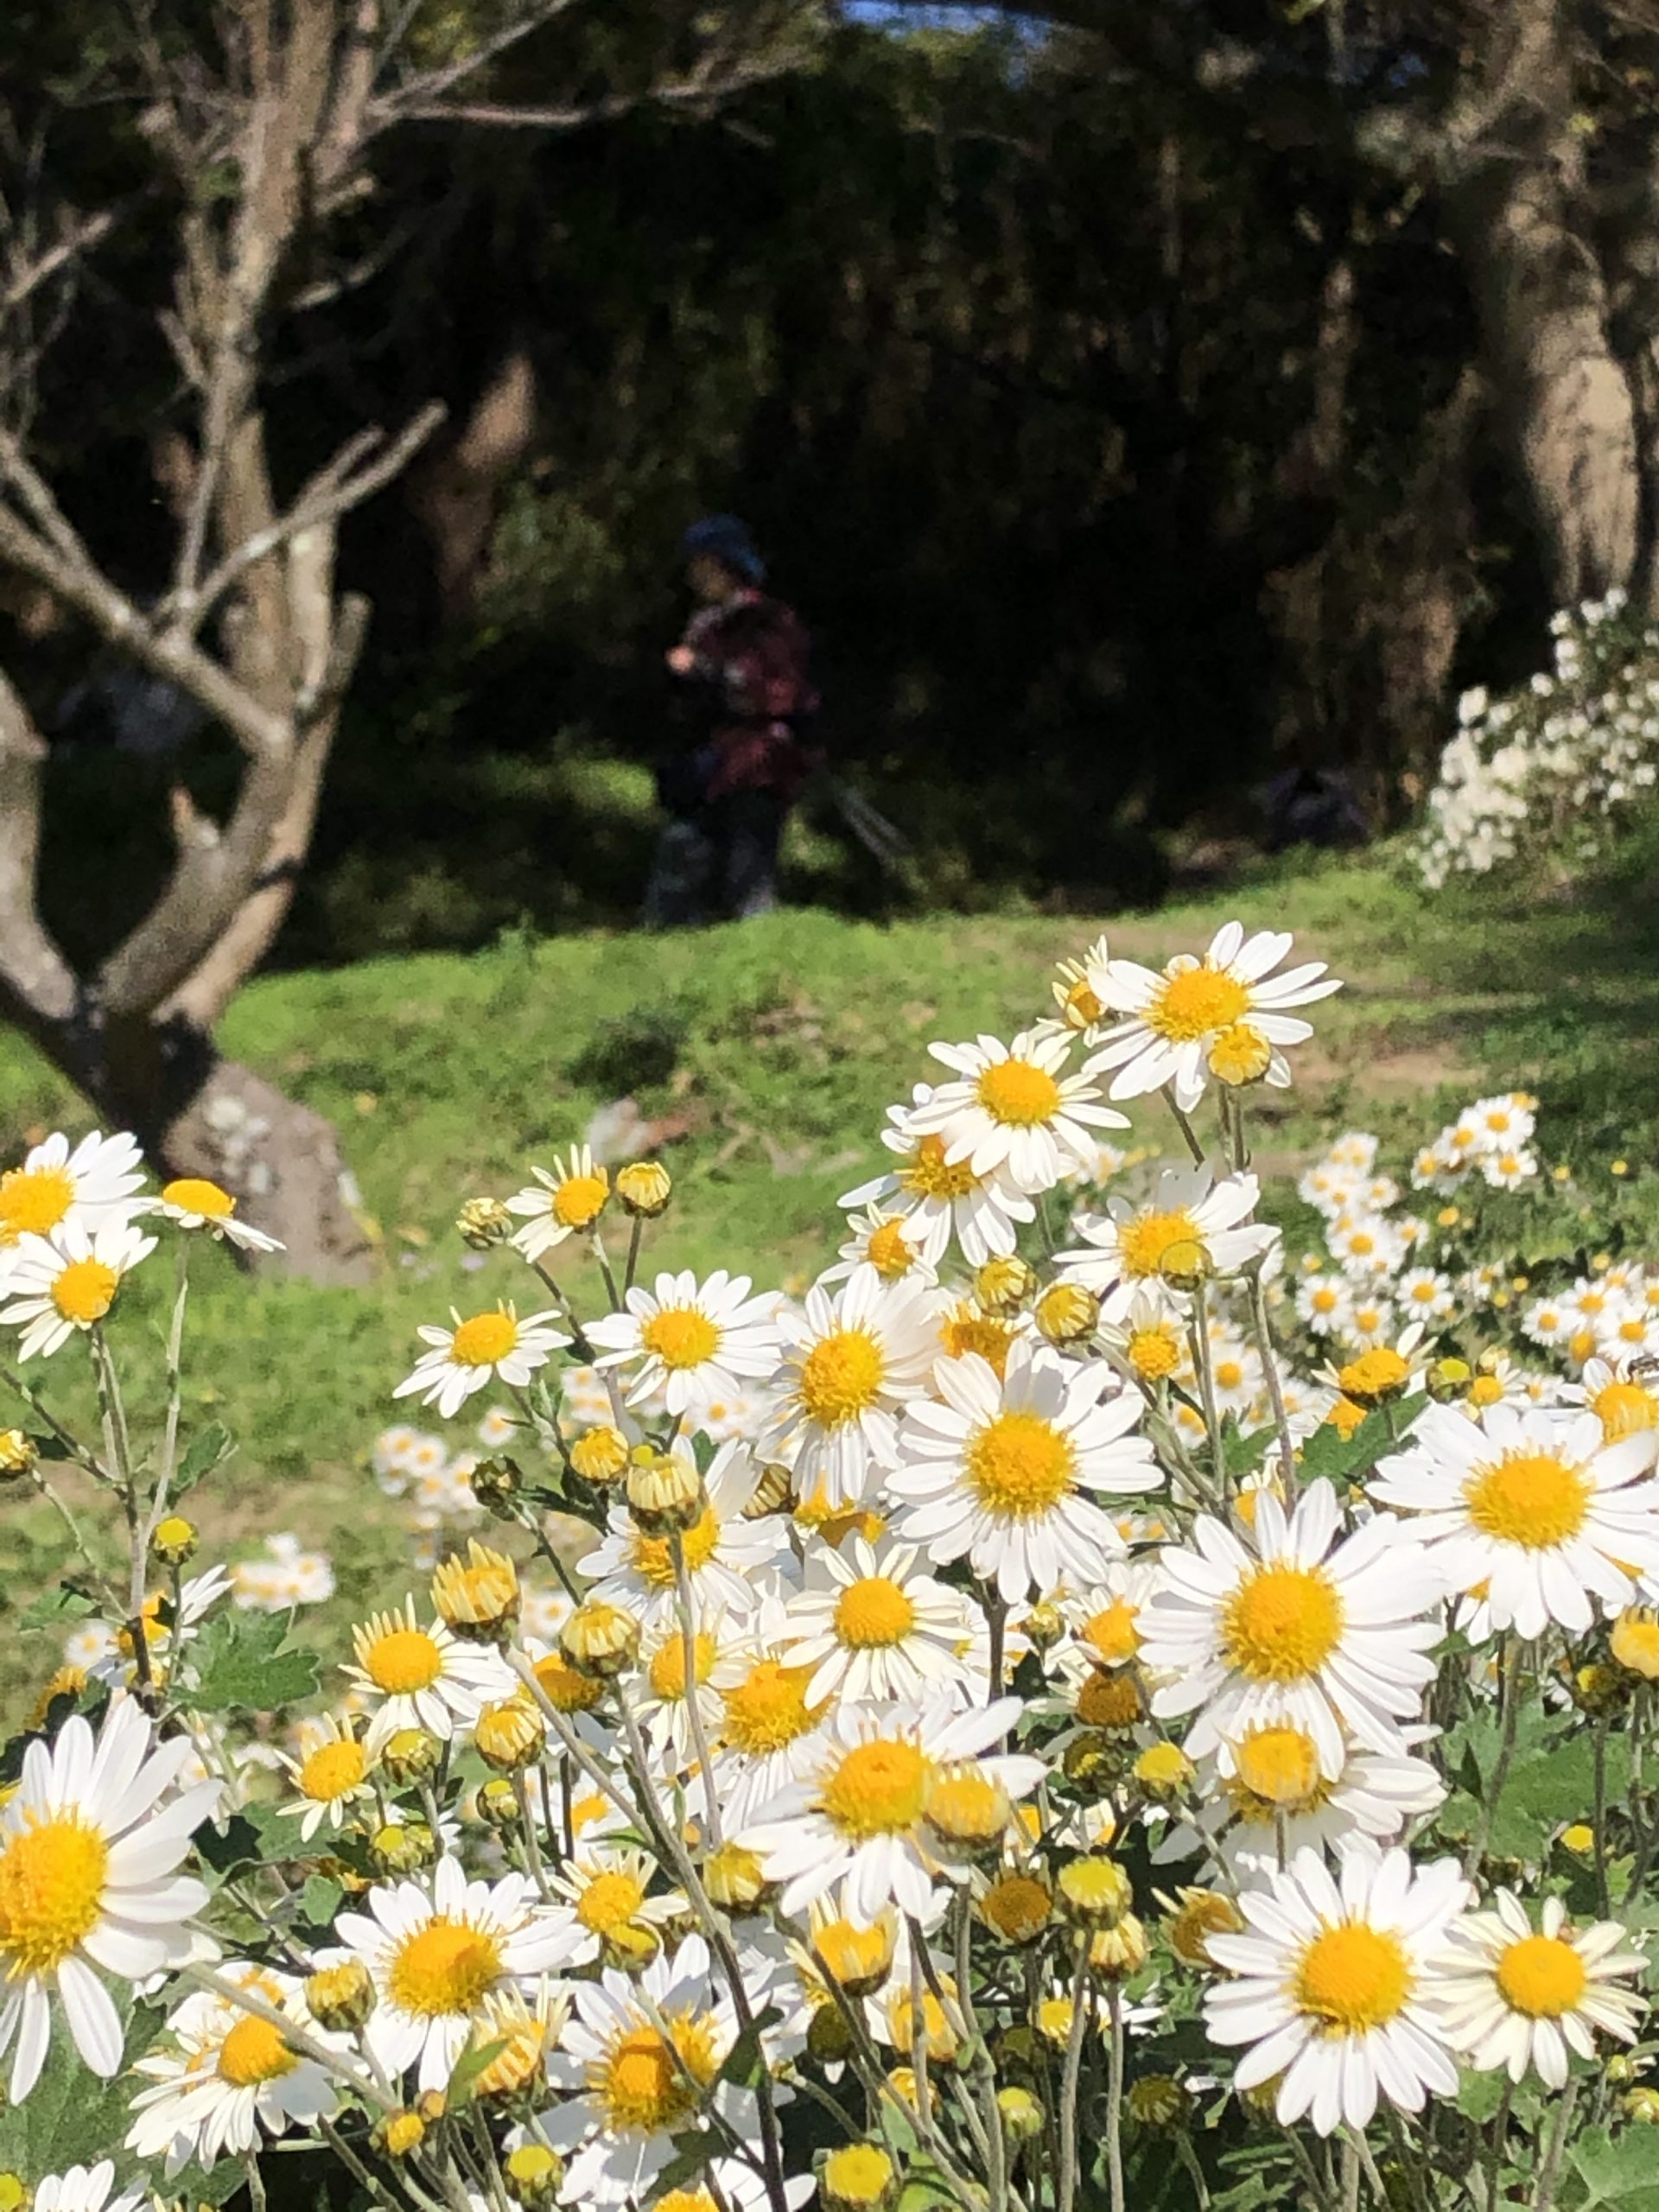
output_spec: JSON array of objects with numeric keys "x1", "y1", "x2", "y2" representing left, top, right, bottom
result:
[{"x1": 678, "y1": 588, "x2": 821, "y2": 800}]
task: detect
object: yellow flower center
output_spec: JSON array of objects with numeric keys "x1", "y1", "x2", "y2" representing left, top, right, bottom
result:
[
  {"x1": 594, "y1": 2015, "x2": 720, "y2": 2133},
  {"x1": 889, "y1": 1985, "x2": 957, "y2": 2060},
  {"x1": 533, "y1": 1650, "x2": 606, "y2": 1711},
  {"x1": 982, "y1": 1872, "x2": 1052, "y2": 1943},
  {"x1": 817, "y1": 1915, "x2": 895, "y2": 1985},
  {"x1": 1611, "y1": 1610, "x2": 1659, "y2": 1680},
  {"x1": 1495, "y1": 1933, "x2": 1587, "y2": 2019},
  {"x1": 901, "y1": 1135, "x2": 979, "y2": 1201},
  {"x1": 976, "y1": 1058, "x2": 1062, "y2": 1128},
  {"x1": 217, "y1": 2014, "x2": 300, "y2": 2087},
  {"x1": 552, "y1": 1173, "x2": 609, "y2": 1229},
  {"x1": 0, "y1": 1815, "x2": 108, "y2": 1974},
  {"x1": 939, "y1": 1309, "x2": 1014, "y2": 1376},
  {"x1": 647, "y1": 1630, "x2": 717, "y2": 1701},
  {"x1": 50, "y1": 1257, "x2": 119, "y2": 1326},
  {"x1": 658, "y1": 2193, "x2": 719, "y2": 2212},
  {"x1": 0, "y1": 1166, "x2": 74, "y2": 1241},
  {"x1": 162, "y1": 1177, "x2": 235, "y2": 1220},
  {"x1": 1232, "y1": 1726, "x2": 1322, "y2": 1808},
  {"x1": 721, "y1": 1661, "x2": 823, "y2": 1752},
  {"x1": 640, "y1": 1306, "x2": 721, "y2": 1370},
  {"x1": 1147, "y1": 965, "x2": 1251, "y2": 1043},
  {"x1": 1082, "y1": 1599, "x2": 1141, "y2": 1666},
  {"x1": 299, "y1": 1739, "x2": 368, "y2": 1802},
  {"x1": 925, "y1": 1768, "x2": 1010, "y2": 1843},
  {"x1": 1294, "y1": 1923, "x2": 1411, "y2": 2035},
  {"x1": 1468, "y1": 1376, "x2": 1505, "y2": 1408},
  {"x1": 966, "y1": 1411, "x2": 1075, "y2": 1519},
  {"x1": 1126, "y1": 1325, "x2": 1182, "y2": 1381},
  {"x1": 389, "y1": 1918, "x2": 504, "y2": 2016},
  {"x1": 1465, "y1": 1450, "x2": 1591, "y2": 1549},
  {"x1": 450, "y1": 1312, "x2": 519, "y2": 1367},
  {"x1": 864, "y1": 1221, "x2": 916, "y2": 1280},
  {"x1": 835, "y1": 1575, "x2": 918, "y2": 1649},
  {"x1": 1594, "y1": 1382, "x2": 1659, "y2": 1440},
  {"x1": 1117, "y1": 1208, "x2": 1204, "y2": 1281},
  {"x1": 1077, "y1": 1669, "x2": 1141, "y2": 1729},
  {"x1": 575, "y1": 1869, "x2": 647, "y2": 1934},
  {"x1": 363, "y1": 1627, "x2": 445, "y2": 1694},
  {"x1": 1221, "y1": 1565, "x2": 1344, "y2": 1682},
  {"x1": 1337, "y1": 1348, "x2": 1408, "y2": 1403},
  {"x1": 1215, "y1": 1359, "x2": 1246, "y2": 1392},
  {"x1": 1325, "y1": 1395, "x2": 1367, "y2": 1440},
  {"x1": 798, "y1": 1327, "x2": 887, "y2": 1428},
  {"x1": 1062, "y1": 979, "x2": 1103, "y2": 1027},
  {"x1": 819, "y1": 1738, "x2": 931, "y2": 1839},
  {"x1": 630, "y1": 1503, "x2": 721, "y2": 1588},
  {"x1": 1209, "y1": 1022, "x2": 1273, "y2": 1087}
]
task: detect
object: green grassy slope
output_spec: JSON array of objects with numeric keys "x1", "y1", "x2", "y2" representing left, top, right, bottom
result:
[{"x1": 3, "y1": 826, "x2": 1658, "y2": 1708}]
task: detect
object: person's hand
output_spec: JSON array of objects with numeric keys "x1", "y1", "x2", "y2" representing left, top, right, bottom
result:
[{"x1": 666, "y1": 645, "x2": 696, "y2": 676}]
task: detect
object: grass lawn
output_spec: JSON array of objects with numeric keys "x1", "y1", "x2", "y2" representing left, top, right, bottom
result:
[{"x1": 4, "y1": 823, "x2": 1659, "y2": 1717}]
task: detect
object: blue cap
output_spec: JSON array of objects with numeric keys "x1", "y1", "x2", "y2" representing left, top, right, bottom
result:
[{"x1": 680, "y1": 513, "x2": 766, "y2": 586}]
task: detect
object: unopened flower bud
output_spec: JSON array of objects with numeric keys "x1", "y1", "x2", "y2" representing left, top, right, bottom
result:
[
  {"x1": 1058, "y1": 1855, "x2": 1134, "y2": 1929},
  {"x1": 475, "y1": 1777, "x2": 521, "y2": 1830},
  {"x1": 815, "y1": 1913, "x2": 898, "y2": 1998},
  {"x1": 1559, "y1": 1822, "x2": 1596, "y2": 1857},
  {"x1": 615, "y1": 1160, "x2": 673, "y2": 1218},
  {"x1": 468, "y1": 1454, "x2": 524, "y2": 1517},
  {"x1": 1166, "y1": 1889, "x2": 1244, "y2": 1969},
  {"x1": 150, "y1": 1514, "x2": 198, "y2": 1566},
  {"x1": 807, "y1": 2000, "x2": 855, "y2": 2064},
  {"x1": 370, "y1": 1820, "x2": 437, "y2": 1877},
  {"x1": 1062, "y1": 1732, "x2": 1125, "y2": 1796},
  {"x1": 1427, "y1": 1357, "x2": 1471, "y2": 1404},
  {"x1": 1128, "y1": 2075, "x2": 1192, "y2": 2130},
  {"x1": 374, "y1": 2110, "x2": 426, "y2": 2158},
  {"x1": 561, "y1": 1599, "x2": 639, "y2": 1679},
  {"x1": 922, "y1": 1764, "x2": 1014, "y2": 1865},
  {"x1": 1021, "y1": 1599, "x2": 1065, "y2": 1655},
  {"x1": 1570, "y1": 1660, "x2": 1630, "y2": 1716},
  {"x1": 1623, "y1": 2087, "x2": 1659, "y2": 2125},
  {"x1": 1605, "y1": 2053, "x2": 1639, "y2": 2087},
  {"x1": 997, "y1": 2086, "x2": 1045, "y2": 2144},
  {"x1": 975, "y1": 1256, "x2": 1038, "y2": 1313},
  {"x1": 626, "y1": 1446, "x2": 704, "y2": 1535},
  {"x1": 0, "y1": 1430, "x2": 37, "y2": 1481},
  {"x1": 474, "y1": 1697, "x2": 545, "y2": 1773},
  {"x1": 1089, "y1": 1911, "x2": 1149, "y2": 1978},
  {"x1": 569, "y1": 1425, "x2": 630, "y2": 1486},
  {"x1": 307, "y1": 1959, "x2": 375, "y2": 2032},
  {"x1": 1157, "y1": 1239, "x2": 1211, "y2": 1294},
  {"x1": 1133, "y1": 1742, "x2": 1194, "y2": 1801},
  {"x1": 703, "y1": 1843, "x2": 769, "y2": 1911},
  {"x1": 600, "y1": 1920, "x2": 661, "y2": 1974},
  {"x1": 431, "y1": 1538, "x2": 519, "y2": 1642},
  {"x1": 0, "y1": 2173, "x2": 28, "y2": 2212},
  {"x1": 980, "y1": 1872, "x2": 1052, "y2": 1947},
  {"x1": 1035, "y1": 1281, "x2": 1101, "y2": 1346},
  {"x1": 379, "y1": 1728, "x2": 439, "y2": 1785},
  {"x1": 416, "y1": 2091, "x2": 448, "y2": 2126},
  {"x1": 821, "y1": 2144, "x2": 898, "y2": 2212},
  {"x1": 505, "y1": 2145, "x2": 565, "y2": 2207},
  {"x1": 456, "y1": 1197, "x2": 513, "y2": 1249}
]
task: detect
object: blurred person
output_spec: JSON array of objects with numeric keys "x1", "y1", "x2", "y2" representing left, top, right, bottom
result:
[{"x1": 645, "y1": 515, "x2": 820, "y2": 926}]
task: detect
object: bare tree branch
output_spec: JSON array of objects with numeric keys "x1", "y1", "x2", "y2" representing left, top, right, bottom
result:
[
  {"x1": 367, "y1": 0, "x2": 587, "y2": 129},
  {"x1": 386, "y1": 54, "x2": 804, "y2": 130},
  {"x1": 0, "y1": 664, "x2": 77, "y2": 1038}
]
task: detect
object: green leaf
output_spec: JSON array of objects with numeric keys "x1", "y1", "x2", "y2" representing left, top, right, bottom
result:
[
  {"x1": 716, "y1": 2002, "x2": 779, "y2": 2090},
  {"x1": 173, "y1": 1420, "x2": 236, "y2": 1499},
  {"x1": 301, "y1": 1872, "x2": 345, "y2": 1929},
  {"x1": 446, "y1": 2036, "x2": 509, "y2": 2109},
  {"x1": 18, "y1": 1584, "x2": 98, "y2": 1630},
  {"x1": 194, "y1": 1800, "x2": 297, "y2": 1876},
  {"x1": 187, "y1": 1610, "x2": 320, "y2": 1713},
  {"x1": 1297, "y1": 1402, "x2": 1418, "y2": 1484},
  {"x1": 1567, "y1": 2124, "x2": 1659, "y2": 2209},
  {"x1": 1220, "y1": 1418, "x2": 1274, "y2": 1478},
  {"x1": 0, "y1": 1995, "x2": 162, "y2": 2182}
]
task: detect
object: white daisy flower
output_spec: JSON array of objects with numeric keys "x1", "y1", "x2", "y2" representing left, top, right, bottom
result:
[
  {"x1": 821, "y1": 1205, "x2": 939, "y2": 1299},
  {"x1": 539, "y1": 1934, "x2": 747, "y2": 2209},
  {"x1": 125, "y1": 1962, "x2": 348, "y2": 2174},
  {"x1": 1205, "y1": 1334, "x2": 1263, "y2": 1418},
  {"x1": 632, "y1": 1611, "x2": 739, "y2": 1770},
  {"x1": 148, "y1": 1176, "x2": 283, "y2": 1253},
  {"x1": 1154, "y1": 1724, "x2": 1446, "y2": 1877},
  {"x1": 335, "y1": 1856, "x2": 568, "y2": 2091},
  {"x1": 0, "y1": 1129, "x2": 145, "y2": 1252},
  {"x1": 1369, "y1": 1403, "x2": 1659, "y2": 1640},
  {"x1": 372, "y1": 1424, "x2": 426, "y2": 1478},
  {"x1": 579, "y1": 1439, "x2": 792, "y2": 1630},
  {"x1": 760, "y1": 1276, "x2": 938, "y2": 1510},
  {"x1": 1057, "y1": 1163, "x2": 1276, "y2": 1321},
  {"x1": 276, "y1": 1713, "x2": 376, "y2": 1840},
  {"x1": 906, "y1": 1028, "x2": 1129, "y2": 1197},
  {"x1": 32, "y1": 2166, "x2": 143, "y2": 2212},
  {"x1": 1480, "y1": 1147, "x2": 1539, "y2": 1192},
  {"x1": 1140, "y1": 1481, "x2": 1441, "y2": 1779},
  {"x1": 342, "y1": 1598, "x2": 512, "y2": 1751},
  {"x1": 779, "y1": 1533, "x2": 976, "y2": 1708},
  {"x1": 1328, "y1": 1212, "x2": 1407, "y2": 1282},
  {"x1": 1337, "y1": 1294, "x2": 1401, "y2": 1355},
  {"x1": 1564, "y1": 1357, "x2": 1659, "y2": 1444},
  {"x1": 586, "y1": 1269, "x2": 782, "y2": 1421},
  {"x1": 505, "y1": 1144, "x2": 610, "y2": 1261},
  {"x1": 1294, "y1": 1273, "x2": 1353, "y2": 1337},
  {"x1": 538, "y1": 1846, "x2": 686, "y2": 1974},
  {"x1": 709, "y1": 1613, "x2": 836, "y2": 1834},
  {"x1": 740, "y1": 1694, "x2": 1044, "y2": 1923},
  {"x1": 1598, "y1": 1295, "x2": 1659, "y2": 1364},
  {"x1": 1084, "y1": 923, "x2": 1342, "y2": 1111},
  {"x1": 394, "y1": 1303, "x2": 569, "y2": 1419},
  {"x1": 1429, "y1": 1890, "x2": 1645, "y2": 2087},
  {"x1": 841, "y1": 1086, "x2": 1035, "y2": 1266},
  {"x1": 887, "y1": 1343, "x2": 1161, "y2": 1604},
  {"x1": 1203, "y1": 1840, "x2": 1467, "y2": 2133},
  {"x1": 1395, "y1": 1267, "x2": 1455, "y2": 1322},
  {"x1": 477, "y1": 1403, "x2": 518, "y2": 1449},
  {"x1": 0, "y1": 1217, "x2": 157, "y2": 1357},
  {"x1": 0, "y1": 1694, "x2": 219, "y2": 2101}
]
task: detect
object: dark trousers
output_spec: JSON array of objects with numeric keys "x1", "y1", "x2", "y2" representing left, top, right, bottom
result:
[{"x1": 642, "y1": 791, "x2": 785, "y2": 927}]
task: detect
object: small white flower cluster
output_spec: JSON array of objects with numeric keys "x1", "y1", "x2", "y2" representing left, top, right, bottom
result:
[
  {"x1": 1420, "y1": 591, "x2": 1659, "y2": 886},
  {"x1": 230, "y1": 1534, "x2": 336, "y2": 1612}
]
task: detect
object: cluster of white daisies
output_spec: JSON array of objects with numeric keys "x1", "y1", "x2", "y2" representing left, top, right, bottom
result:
[
  {"x1": 1419, "y1": 591, "x2": 1659, "y2": 887},
  {"x1": 7, "y1": 918, "x2": 1659, "y2": 2212}
]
